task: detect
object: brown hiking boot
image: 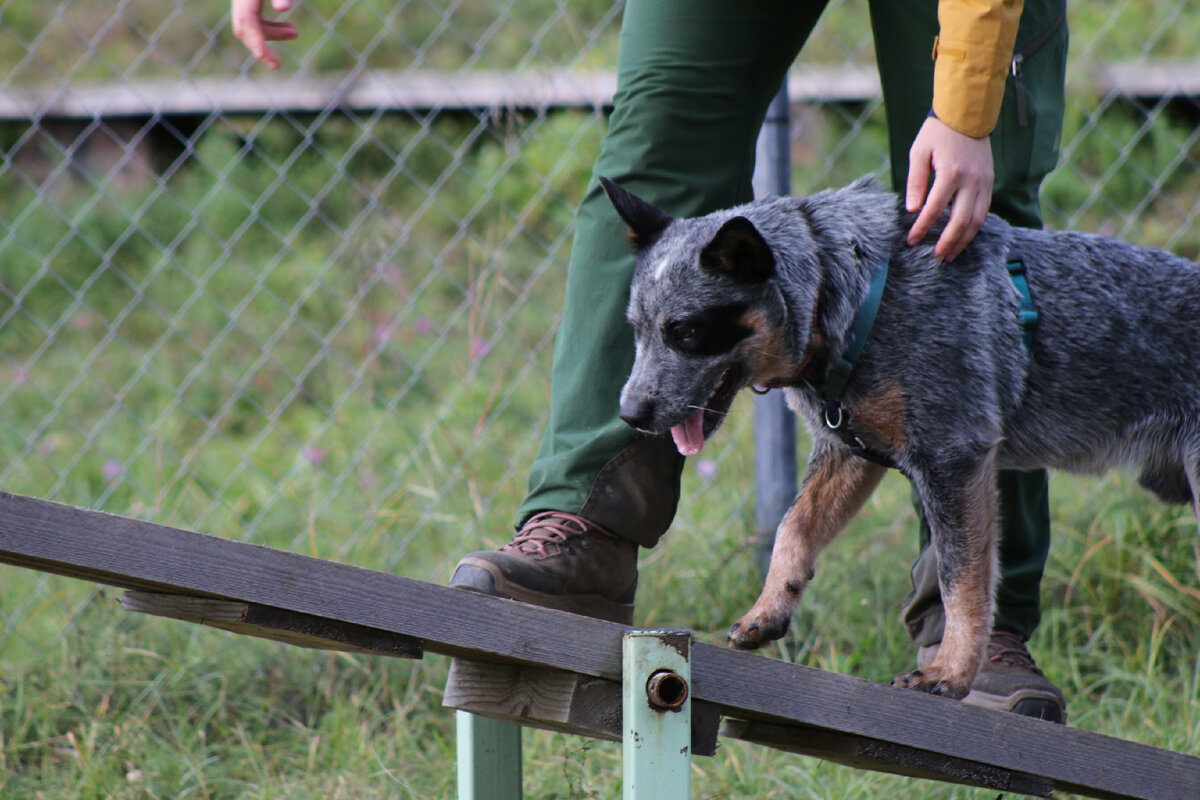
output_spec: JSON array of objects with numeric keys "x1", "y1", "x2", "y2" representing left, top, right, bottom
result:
[
  {"x1": 917, "y1": 629, "x2": 1066, "y2": 724},
  {"x1": 449, "y1": 511, "x2": 638, "y2": 624}
]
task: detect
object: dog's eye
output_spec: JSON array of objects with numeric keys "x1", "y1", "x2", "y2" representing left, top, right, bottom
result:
[
  {"x1": 665, "y1": 321, "x2": 696, "y2": 344},
  {"x1": 662, "y1": 304, "x2": 753, "y2": 356}
]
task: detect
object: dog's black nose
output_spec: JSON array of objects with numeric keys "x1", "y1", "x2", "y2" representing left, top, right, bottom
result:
[{"x1": 619, "y1": 396, "x2": 656, "y2": 429}]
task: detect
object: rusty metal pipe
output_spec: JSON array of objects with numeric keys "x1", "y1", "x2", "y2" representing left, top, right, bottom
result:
[{"x1": 646, "y1": 668, "x2": 689, "y2": 712}]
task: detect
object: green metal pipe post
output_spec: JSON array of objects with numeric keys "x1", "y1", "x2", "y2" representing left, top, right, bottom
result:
[
  {"x1": 457, "y1": 711, "x2": 523, "y2": 800},
  {"x1": 622, "y1": 630, "x2": 692, "y2": 800}
]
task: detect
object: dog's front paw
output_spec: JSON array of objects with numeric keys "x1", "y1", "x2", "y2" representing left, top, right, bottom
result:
[
  {"x1": 891, "y1": 667, "x2": 970, "y2": 700},
  {"x1": 727, "y1": 611, "x2": 791, "y2": 650}
]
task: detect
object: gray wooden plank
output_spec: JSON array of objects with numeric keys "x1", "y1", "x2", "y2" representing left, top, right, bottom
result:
[
  {"x1": 2, "y1": 68, "x2": 865, "y2": 120},
  {"x1": 3, "y1": 62, "x2": 1198, "y2": 122},
  {"x1": 721, "y1": 718, "x2": 1053, "y2": 797},
  {"x1": 0, "y1": 71, "x2": 618, "y2": 120},
  {"x1": 1087, "y1": 59, "x2": 1200, "y2": 99},
  {"x1": 691, "y1": 643, "x2": 1198, "y2": 800},
  {"x1": 120, "y1": 590, "x2": 424, "y2": 658},
  {"x1": 0, "y1": 491, "x2": 1196, "y2": 800},
  {"x1": 0, "y1": 491, "x2": 628, "y2": 674}
]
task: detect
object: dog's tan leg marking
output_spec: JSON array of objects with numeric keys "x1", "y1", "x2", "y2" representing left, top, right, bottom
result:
[
  {"x1": 847, "y1": 382, "x2": 908, "y2": 451},
  {"x1": 728, "y1": 444, "x2": 887, "y2": 650},
  {"x1": 892, "y1": 451, "x2": 999, "y2": 699}
]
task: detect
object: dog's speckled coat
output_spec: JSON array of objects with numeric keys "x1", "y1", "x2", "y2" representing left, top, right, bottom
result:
[{"x1": 604, "y1": 176, "x2": 1200, "y2": 699}]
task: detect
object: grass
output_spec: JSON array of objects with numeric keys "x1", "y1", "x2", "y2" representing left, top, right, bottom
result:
[
  {"x1": 2, "y1": 465, "x2": 1197, "y2": 798},
  {"x1": 3, "y1": 2, "x2": 1200, "y2": 796}
]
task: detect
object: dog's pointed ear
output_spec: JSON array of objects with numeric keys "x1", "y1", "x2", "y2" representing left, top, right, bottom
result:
[
  {"x1": 700, "y1": 216, "x2": 775, "y2": 283},
  {"x1": 600, "y1": 177, "x2": 673, "y2": 249}
]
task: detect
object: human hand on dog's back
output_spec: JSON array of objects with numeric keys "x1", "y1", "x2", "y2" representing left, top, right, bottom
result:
[
  {"x1": 905, "y1": 115, "x2": 994, "y2": 264},
  {"x1": 231, "y1": 0, "x2": 299, "y2": 69}
]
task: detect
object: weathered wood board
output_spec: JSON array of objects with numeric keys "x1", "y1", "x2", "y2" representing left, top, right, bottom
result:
[{"x1": 0, "y1": 491, "x2": 1196, "y2": 800}]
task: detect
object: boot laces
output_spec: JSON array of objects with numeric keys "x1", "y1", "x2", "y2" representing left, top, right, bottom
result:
[
  {"x1": 987, "y1": 629, "x2": 1043, "y2": 674},
  {"x1": 502, "y1": 511, "x2": 615, "y2": 557}
]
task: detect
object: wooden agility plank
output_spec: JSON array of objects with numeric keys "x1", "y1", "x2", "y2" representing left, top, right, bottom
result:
[
  {"x1": 0, "y1": 490, "x2": 1196, "y2": 800},
  {"x1": 120, "y1": 590, "x2": 424, "y2": 658}
]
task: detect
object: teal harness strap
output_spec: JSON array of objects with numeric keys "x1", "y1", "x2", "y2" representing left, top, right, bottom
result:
[
  {"x1": 817, "y1": 255, "x2": 890, "y2": 403},
  {"x1": 1006, "y1": 256, "x2": 1038, "y2": 353},
  {"x1": 807, "y1": 255, "x2": 897, "y2": 468},
  {"x1": 819, "y1": 253, "x2": 1036, "y2": 404},
  {"x1": 806, "y1": 251, "x2": 1038, "y2": 472}
]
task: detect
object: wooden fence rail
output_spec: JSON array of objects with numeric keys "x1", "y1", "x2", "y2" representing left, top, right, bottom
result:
[
  {"x1": 0, "y1": 490, "x2": 1197, "y2": 799},
  {"x1": 2, "y1": 60, "x2": 1198, "y2": 122}
]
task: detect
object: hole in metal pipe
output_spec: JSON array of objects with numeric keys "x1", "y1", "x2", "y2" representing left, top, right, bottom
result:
[{"x1": 646, "y1": 669, "x2": 689, "y2": 712}]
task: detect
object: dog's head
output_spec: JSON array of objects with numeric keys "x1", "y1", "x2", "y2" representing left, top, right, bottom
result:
[{"x1": 601, "y1": 178, "x2": 802, "y2": 457}]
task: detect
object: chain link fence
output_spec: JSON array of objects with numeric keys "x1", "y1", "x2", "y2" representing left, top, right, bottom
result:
[{"x1": 2, "y1": 0, "x2": 1199, "y2": 702}]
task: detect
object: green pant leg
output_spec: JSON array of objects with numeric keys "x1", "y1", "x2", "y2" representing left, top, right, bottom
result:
[
  {"x1": 868, "y1": 0, "x2": 1068, "y2": 644},
  {"x1": 518, "y1": 0, "x2": 824, "y2": 546}
]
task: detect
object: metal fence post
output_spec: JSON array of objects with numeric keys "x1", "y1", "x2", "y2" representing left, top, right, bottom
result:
[
  {"x1": 457, "y1": 711, "x2": 523, "y2": 800},
  {"x1": 752, "y1": 80, "x2": 798, "y2": 575},
  {"x1": 622, "y1": 630, "x2": 692, "y2": 800}
]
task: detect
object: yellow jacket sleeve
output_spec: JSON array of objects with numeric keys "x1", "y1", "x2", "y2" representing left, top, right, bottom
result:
[{"x1": 932, "y1": 0, "x2": 1022, "y2": 138}]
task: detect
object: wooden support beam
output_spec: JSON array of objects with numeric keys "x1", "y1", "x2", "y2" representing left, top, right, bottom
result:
[
  {"x1": 443, "y1": 659, "x2": 720, "y2": 757},
  {"x1": 120, "y1": 590, "x2": 424, "y2": 658},
  {"x1": 0, "y1": 491, "x2": 1196, "y2": 800}
]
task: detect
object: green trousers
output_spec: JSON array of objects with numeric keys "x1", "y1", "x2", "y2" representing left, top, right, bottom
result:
[{"x1": 518, "y1": 0, "x2": 1068, "y2": 644}]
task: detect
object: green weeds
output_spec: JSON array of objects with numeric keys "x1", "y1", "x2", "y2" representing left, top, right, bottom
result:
[{"x1": 2, "y1": 44, "x2": 1200, "y2": 800}]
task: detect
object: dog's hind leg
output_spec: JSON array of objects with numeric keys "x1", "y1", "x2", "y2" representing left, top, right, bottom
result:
[
  {"x1": 1138, "y1": 457, "x2": 1194, "y2": 507},
  {"x1": 1144, "y1": 440, "x2": 1200, "y2": 534},
  {"x1": 892, "y1": 447, "x2": 1000, "y2": 700},
  {"x1": 728, "y1": 442, "x2": 887, "y2": 650},
  {"x1": 1182, "y1": 443, "x2": 1200, "y2": 535}
]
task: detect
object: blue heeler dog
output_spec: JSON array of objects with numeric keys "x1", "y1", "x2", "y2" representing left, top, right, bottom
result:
[{"x1": 601, "y1": 175, "x2": 1200, "y2": 700}]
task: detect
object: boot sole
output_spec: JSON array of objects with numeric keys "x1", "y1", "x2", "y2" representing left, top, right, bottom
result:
[
  {"x1": 918, "y1": 643, "x2": 1066, "y2": 724},
  {"x1": 450, "y1": 559, "x2": 635, "y2": 625},
  {"x1": 962, "y1": 687, "x2": 1067, "y2": 724}
]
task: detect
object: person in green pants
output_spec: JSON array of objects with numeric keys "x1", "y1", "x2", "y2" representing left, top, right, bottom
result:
[{"x1": 234, "y1": 0, "x2": 1068, "y2": 721}]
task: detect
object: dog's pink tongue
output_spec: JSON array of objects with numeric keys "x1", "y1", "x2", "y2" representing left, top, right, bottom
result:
[{"x1": 671, "y1": 410, "x2": 706, "y2": 457}]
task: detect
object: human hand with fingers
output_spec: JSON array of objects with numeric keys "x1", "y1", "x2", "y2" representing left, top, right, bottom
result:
[
  {"x1": 231, "y1": 0, "x2": 299, "y2": 69},
  {"x1": 905, "y1": 114, "x2": 993, "y2": 263}
]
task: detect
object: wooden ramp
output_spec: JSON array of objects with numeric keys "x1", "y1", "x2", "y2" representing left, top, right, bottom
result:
[{"x1": 0, "y1": 490, "x2": 1196, "y2": 799}]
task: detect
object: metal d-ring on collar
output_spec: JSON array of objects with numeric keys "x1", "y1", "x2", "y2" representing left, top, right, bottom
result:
[
  {"x1": 809, "y1": 251, "x2": 1038, "y2": 470},
  {"x1": 806, "y1": 255, "x2": 898, "y2": 469},
  {"x1": 817, "y1": 255, "x2": 889, "y2": 404},
  {"x1": 822, "y1": 402, "x2": 846, "y2": 430}
]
